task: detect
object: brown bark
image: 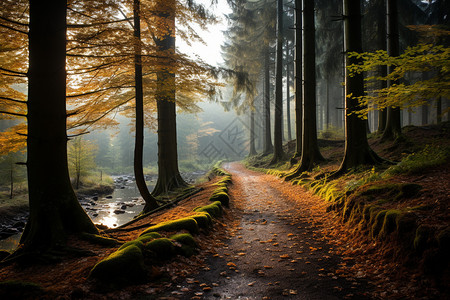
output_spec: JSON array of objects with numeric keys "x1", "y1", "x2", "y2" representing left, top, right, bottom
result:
[
  {"x1": 133, "y1": 0, "x2": 158, "y2": 212},
  {"x1": 263, "y1": 46, "x2": 273, "y2": 155},
  {"x1": 152, "y1": 0, "x2": 187, "y2": 196},
  {"x1": 20, "y1": 0, "x2": 98, "y2": 253},
  {"x1": 293, "y1": 0, "x2": 302, "y2": 158},
  {"x1": 270, "y1": 0, "x2": 285, "y2": 164},
  {"x1": 337, "y1": 0, "x2": 382, "y2": 172}
]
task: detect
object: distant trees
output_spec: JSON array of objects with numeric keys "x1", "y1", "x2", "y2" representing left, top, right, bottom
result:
[{"x1": 67, "y1": 137, "x2": 98, "y2": 189}]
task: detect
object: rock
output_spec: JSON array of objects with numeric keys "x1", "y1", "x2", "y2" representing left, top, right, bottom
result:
[
  {"x1": 92, "y1": 196, "x2": 98, "y2": 201},
  {"x1": 120, "y1": 205, "x2": 127, "y2": 210},
  {"x1": 92, "y1": 213, "x2": 98, "y2": 217},
  {"x1": 106, "y1": 195, "x2": 113, "y2": 199},
  {"x1": 114, "y1": 210, "x2": 125, "y2": 214},
  {"x1": 13, "y1": 221, "x2": 25, "y2": 229}
]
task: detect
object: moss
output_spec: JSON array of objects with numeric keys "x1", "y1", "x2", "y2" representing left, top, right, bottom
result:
[
  {"x1": 79, "y1": 232, "x2": 120, "y2": 247},
  {"x1": 190, "y1": 213, "x2": 212, "y2": 229},
  {"x1": 213, "y1": 185, "x2": 228, "y2": 194},
  {"x1": 139, "y1": 217, "x2": 199, "y2": 236},
  {"x1": 209, "y1": 191, "x2": 230, "y2": 207},
  {"x1": 89, "y1": 245, "x2": 147, "y2": 283},
  {"x1": 170, "y1": 233, "x2": 197, "y2": 257},
  {"x1": 379, "y1": 210, "x2": 402, "y2": 239},
  {"x1": 145, "y1": 238, "x2": 176, "y2": 259},
  {"x1": 217, "y1": 176, "x2": 232, "y2": 185},
  {"x1": 118, "y1": 240, "x2": 145, "y2": 251},
  {"x1": 396, "y1": 183, "x2": 422, "y2": 200},
  {"x1": 396, "y1": 213, "x2": 417, "y2": 247},
  {"x1": 414, "y1": 225, "x2": 432, "y2": 253},
  {"x1": 0, "y1": 280, "x2": 44, "y2": 298},
  {"x1": 137, "y1": 232, "x2": 162, "y2": 244},
  {"x1": 436, "y1": 228, "x2": 450, "y2": 251},
  {"x1": 193, "y1": 201, "x2": 222, "y2": 218},
  {"x1": 371, "y1": 210, "x2": 387, "y2": 239}
]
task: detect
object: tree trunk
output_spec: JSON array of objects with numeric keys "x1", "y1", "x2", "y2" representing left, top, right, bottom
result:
[
  {"x1": 270, "y1": 0, "x2": 285, "y2": 164},
  {"x1": 376, "y1": 0, "x2": 387, "y2": 134},
  {"x1": 286, "y1": 44, "x2": 292, "y2": 141},
  {"x1": 382, "y1": 0, "x2": 401, "y2": 140},
  {"x1": 133, "y1": 0, "x2": 159, "y2": 211},
  {"x1": 249, "y1": 109, "x2": 257, "y2": 156},
  {"x1": 21, "y1": 0, "x2": 98, "y2": 253},
  {"x1": 263, "y1": 46, "x2": 273, "y2": 155},
  {"x1": 285, "y1": 0, "x2": 324, "y2": 180},
  {"x1": 337, "y1": 0, "x2": 382, "y2": 172},
  {"x1": 153, "y1": 0, "x2": 187, "y2": 196},
  {"x1": 294, "y1": 0, "x2": 302, "y2": 158}
]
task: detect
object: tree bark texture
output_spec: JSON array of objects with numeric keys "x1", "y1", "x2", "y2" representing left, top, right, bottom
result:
[
  {"x1": 338, "y1": 0, "x2": 382, "y2": 172},
  {"x1": 133, "y1": 0, "x2": 159, "y2": 211},
  {"x1": 263, "y1": 46, "x2": 273, "y2": 155},
  {"x1": 22, "y1": 0, "x2": 98, "y2": 252},
  {"x1": 285, "y1": 0, "x2": 324, "y2": 180},
  {"x1": 153, "y1": 0, "x2": 187, "y2": 196},
  {"x1": 249, "y1": 109, "x2": 257, "y2": 156},
  {"x1": 270, "y1": 0, "x2": 285, "y2": 164},
  {"x1": 294, "y1": 0, "x2": 302, "y2": 158},
  {"x1": 286, "y1": 42, "x2": 292, "y2": 141},
  {"x1": 376, "y1": 0, "x2": 387, "y2": 134},
  {"x1": 382, "y1": 0, "x2": 402, "y2": 140}
]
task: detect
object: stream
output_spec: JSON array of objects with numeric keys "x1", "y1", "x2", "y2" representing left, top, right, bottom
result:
[{"x1": 0, "y1": 171, "x2": 206, "y2": 251}]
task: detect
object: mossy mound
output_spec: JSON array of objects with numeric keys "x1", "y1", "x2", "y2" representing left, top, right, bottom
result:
[
  {"x1": 118, "y1": 240, "x2": 145, "y2": 251},
  {"x1": 89, "y1": 245, "x2": 147, "y2": 283},
  {"x1": 190, "y1": 213, "x2": 213, "y2": 229},
  {"x1": 193, "y1": 201, "x2": 222, "y2": 218},
  {"x1": 137, "y1": 232, "x2": 162, "y2": 244},
  {"x1": 217, "y1": 176, "x2": 232, "y2": 186},
  {"x1": 145, "y1": 238, "x2": 176, "y2": 260},
  {"x1": 213, "y1": 185, "x2": 229, "y2": 194},
  {"x1": 80, "y1": 233, "x2": 120, "y2": 247},
  {"x1": 0, "y1": 280, "x2": 44, "y2": 299},
  {"x1": 139, "y1": 217, "x2": 199, "y2": 236},
  {"x1": 209, "y1": 191, "x2": 230, "y2": 207},
  {"x1": 378, "y1": 210, "x2": 402, "y2": 239},
  {"x1": 170, "y1": 233, "x2": 197, "y2": 257}
]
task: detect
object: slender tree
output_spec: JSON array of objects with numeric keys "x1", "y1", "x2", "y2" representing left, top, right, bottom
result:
[
  {"x1": 133, "y1": 0, "x2": 159, "y2": 210},
  {"x1": 285, "y1": 0, "x2": 324, "y2": 179},
  {"x1": 270, "y1": 0, "x2": 285, "y2": 164},
  {"x1": 293, "y1": 0, "x2": 302, "y2": 158},
  {"x1": 152, "y1": 0, "x2": 188, "y2": 196},
  {"x1": 263, "y1": 45, "x2": 274, "y2": 155},
  {"x1": 382, "y1": 0, "x2": 402, "y2": 140},
  {"x1": 20, "y1": 0, "x2": 98, "y2": 253},
  {"x1": 337, "y1": 0, "x2": 382, "y2": 172}
]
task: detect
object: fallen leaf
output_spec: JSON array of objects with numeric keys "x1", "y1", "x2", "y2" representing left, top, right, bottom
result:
[{"x1": 280, "y1": 254, "x2": 290, "y2": 259}]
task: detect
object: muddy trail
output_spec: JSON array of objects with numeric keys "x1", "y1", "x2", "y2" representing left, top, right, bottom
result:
[{"x1": 156, "y1": 163, "x2": 372, "y2": 300}]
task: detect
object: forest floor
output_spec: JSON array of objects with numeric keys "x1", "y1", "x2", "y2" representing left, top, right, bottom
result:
[{"x1": 0, "y1": 123, "x2": 449, "y2": 299}]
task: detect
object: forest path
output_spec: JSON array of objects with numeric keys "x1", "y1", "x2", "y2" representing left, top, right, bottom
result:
[{"x1": 161, "y1": 162, "x2": 371, "y2": 300}]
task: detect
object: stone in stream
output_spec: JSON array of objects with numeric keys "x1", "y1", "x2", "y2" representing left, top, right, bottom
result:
[
  {"x1": 120, "y1": 205, "x2": 127, "y2": 210},
  {"x1": 106, "y1": 195, "x2": 113, "y2": 199},
  {"x1": 114, "y1": 209, "x2": 125, "y2": 214}
]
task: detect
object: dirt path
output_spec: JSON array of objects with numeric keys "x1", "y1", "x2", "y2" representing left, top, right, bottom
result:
[{"x1": 156, "y1": 162, "x2": 372, "y2": 300}]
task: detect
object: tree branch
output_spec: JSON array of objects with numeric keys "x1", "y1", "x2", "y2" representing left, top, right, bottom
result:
[
  {"x1": 0, "y1": 67, "x2": 27, "y2": 76},
  {"x1": 0, "y1": 111, "x2": 27, "y2": 117},
  {"x1": 67, "y1": 85, "x2": 134, "y2": 98},
  {"x1": 0, "y1": 23, "x2": 28, "y2": 34},
  {"x1": 0, "y1": 16, "x2": 28, "y2": 27},
  {"x1": 67, "y1": 18, "x2": 133, "y2": 28},
  {"x1": 0, "y1": 96, "x2": 27, "y2": 104}
]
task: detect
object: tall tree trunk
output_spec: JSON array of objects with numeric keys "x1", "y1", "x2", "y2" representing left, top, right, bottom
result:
[
  {"x1": 249, "y1": 109, "x2": 257, "y2": 156},
  {"x1": 286, "y1": 43, "x2": 292, "y2": 141},
  {"x1": 376, "y1": 0, "x2": 387, "y2": 134},
  {"x1": 153, "y1": 0, "x2": 187, "y2": 197},
  {"x1": 270, "y1": 0, "x2": 285, "y2": 164},
  {"x1": 285, "y1": 0, "x2": 324, "y2": 180},
  {"x1": 294, "y1": 0, "x2": 302, "y2": 158},
  {"x1": 134, "y1": 0, "x2": 158, "y2": 211},
  {"x1": 21, "y1": 0, "x2": 98, "y2": 253},
  {"x1": 337, "y1": 0, "x2": 382, "y2": 172},
  {"x1": 263, "y1": 46, "x2": 273, "y2": 155},
  {"x1": 326, "y1": 77, "x2": 330, "y2": 130},
  {"x1": 382, "y1": 0, "x2": 401, "y2": 140}
]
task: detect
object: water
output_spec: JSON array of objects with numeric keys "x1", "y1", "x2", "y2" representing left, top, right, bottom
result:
[{"x1": 0, "y1": 171, "x2": 206, "y2": 251}]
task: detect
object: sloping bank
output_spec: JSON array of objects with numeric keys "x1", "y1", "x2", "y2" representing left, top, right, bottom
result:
[
  {"x1": 88, "y1": 166, "x2": 232, "y2": 285},
  {"x1": 268, "y1": 147, "x2": 449, "y2": 288}
]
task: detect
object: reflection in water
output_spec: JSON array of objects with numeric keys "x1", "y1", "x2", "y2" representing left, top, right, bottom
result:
[{"x1": 0, "y1": 233, "x2": 21, "y2": 252}]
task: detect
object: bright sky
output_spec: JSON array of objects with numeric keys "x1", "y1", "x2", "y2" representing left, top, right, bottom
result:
[{"x1": 177, "y1": 0, "x2": 232, "y2": 67}]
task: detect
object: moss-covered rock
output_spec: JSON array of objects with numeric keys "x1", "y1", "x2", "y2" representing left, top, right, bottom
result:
[
  {"x1": 217, "y1": 176, "x2": 232, "y2": 185},
  {"x1": 371, "y1": 210, "x2": 387, "y2": 239},
  {"x1": 213, "y1": 184, "x2": 228, "y2": 194},
  {"x1": 89, "y1": 245, "x2": 147, "y2": 283},
  {"x1": 209, "y1": 191, "x2": 230, "y2": 207},
  {"x1": 193, "y1": 201, "x2": 222, "y2": 218},
  {"x1": 190, "y1": 213, "x2": 213, "y2": 229},
  {"x1": 0, "y1": 280, "x2": 44, "y2": 299},
  {"x1": 139, "y1": 217, "x2": 199, "y2": 236},
  {"x1": 118, "y1": 240, "x2": 145, "y2": 251},
  {"x1": 137, "y1": 232, "x2": 162, "y2": 244},
  {"x1": 170, "y1": 233, "x2": 197, "y2": 257},
  {"x1": 414, "y1": 225, "x2": 432, "y2": 253},
  {"x1": 379, "y1": 210, "x2": 402, "y2": 239},
  {"x1": 396, "y1": 212, "x2": 417, "y2": 247},
  {"x1": 145, "y1": 238, "x2": 176, "y2": 260}
]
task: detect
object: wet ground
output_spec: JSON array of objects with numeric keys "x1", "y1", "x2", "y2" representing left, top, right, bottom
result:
[{"x1": 156, "y1": 163, "x2": 372, "y2": 299}]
